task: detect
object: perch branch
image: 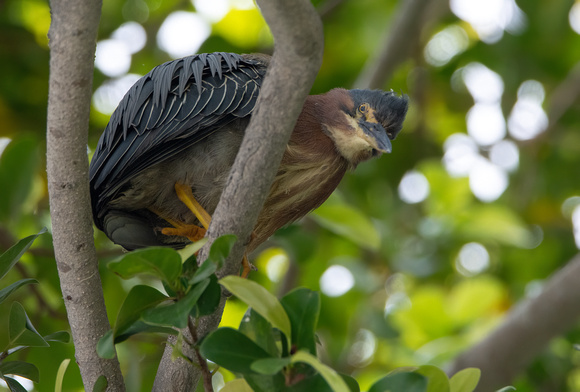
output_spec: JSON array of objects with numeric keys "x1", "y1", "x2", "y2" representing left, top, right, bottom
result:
[{"x1": 152, "y1": 0, "x2": 324, "y2": 390}]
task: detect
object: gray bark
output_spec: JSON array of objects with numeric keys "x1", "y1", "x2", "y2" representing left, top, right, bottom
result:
[
  {"x1": 46, "y1": 0, "x2": 125, "y2": 390},
  {"x1": 152, "y1": 0, "x2": 324, "y2": 390},
  {"x1": 447, "y1": 253, "x2": 580, "y2": 391}
]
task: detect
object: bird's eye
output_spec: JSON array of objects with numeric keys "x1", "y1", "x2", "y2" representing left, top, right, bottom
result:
[{"x1": 358, "y1": 103, "x2": 369, "y2": 113}]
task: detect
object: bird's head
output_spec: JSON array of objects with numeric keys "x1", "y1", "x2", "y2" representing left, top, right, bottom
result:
[{"x1": 317, "y1": 88, "x2": 408, "y2": 166}]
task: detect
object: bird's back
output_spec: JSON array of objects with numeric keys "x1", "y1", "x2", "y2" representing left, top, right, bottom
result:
[{"x1": 89, "y1": 53, "x2": 269, "y2": 234}]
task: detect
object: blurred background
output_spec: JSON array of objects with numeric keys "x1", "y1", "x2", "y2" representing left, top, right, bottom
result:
[{"x1": 1, "y1": 0, "x2": 580, "y2": 390}]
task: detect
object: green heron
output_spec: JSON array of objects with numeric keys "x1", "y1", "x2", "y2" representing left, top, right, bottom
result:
[{"x1": 89, "y1": 52, "x2": 408, "y2": 274}]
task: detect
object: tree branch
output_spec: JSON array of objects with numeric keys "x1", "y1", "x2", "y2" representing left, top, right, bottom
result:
[
  {"x1": 152, "y1": 0, "x2": 324, "y2": 389},
  {"x1": 354, "y1": 0, "x2": 449, "y2": 89},
  {"x1": 447, "y1": 253, "x2": 580, "y2": 391},
  {"x1": 46, "y1": 0, "x2": 125, "y2": 389},
  {"x1": 547, "y1": 60, "x2": 580, "y2": 131}
]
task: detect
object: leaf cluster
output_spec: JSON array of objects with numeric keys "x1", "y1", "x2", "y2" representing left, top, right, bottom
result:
[
  {"x1": 0, "y1": 229, "x2": 70, "y2": 392},
  {"x1": 201, "y1": 276, "x2": 493, "y2": 392},
  {"x1": 96, "y1": 235, "x2": 237, "y2": 359}
]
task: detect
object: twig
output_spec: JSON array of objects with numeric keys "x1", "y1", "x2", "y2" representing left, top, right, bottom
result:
[
  {"x1": 354, "y1": 0, "x2": 450, "y2": 89},
  {"x1": 547, "y1": 61, "x2": 580, "y2": 131},
  {"x1": 14, "y1": 263, "x2": 65, "y2": 320},
  {"x1": 317, "y1": 0, "x2": 345, "y2": 19},
  {"x1": 188, "y1": 317, "x2": 213, "y2": 392}
]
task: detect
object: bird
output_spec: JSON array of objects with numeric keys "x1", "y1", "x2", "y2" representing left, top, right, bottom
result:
[{"x1": 89, "y1": 52, "x2": 408, "y2": 275}]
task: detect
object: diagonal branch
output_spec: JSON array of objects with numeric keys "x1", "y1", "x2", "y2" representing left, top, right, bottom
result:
[
  {"x1": 152, "y1": 0, "x2": 324, "y2": 389},
  {"x1": 46, "y1": 0, "x2": 125, "y2": 389},
  {"x1": 354, "y1": 0, "x2": 449, "y2": 89},
  {"x1": 447, "y1": 253, "x2": 580, "y2": 391},
  {"x1": 547, "y1": 60, "x2": 580, "y2": 131}
]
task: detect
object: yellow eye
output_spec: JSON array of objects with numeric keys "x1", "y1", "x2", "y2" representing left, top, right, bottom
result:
[{"x1": 358, "y1": 103, "x2": 369, "y2": 113}]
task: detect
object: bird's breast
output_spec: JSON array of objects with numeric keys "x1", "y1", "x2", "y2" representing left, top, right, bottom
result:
[{"x1": 249, "y1": 142, "x2": 348, "y2": 251}]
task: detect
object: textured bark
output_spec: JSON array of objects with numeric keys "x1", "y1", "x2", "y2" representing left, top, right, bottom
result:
[
  {"x1": 46, "y1": 0, "x2": 125, "y2": 390},
  {"x1": 354, "y1": 0, "x2": 449, "y2": 89},
  {"x1": 152, "y1": 0, "x2": 324, "y2": 389},
  {"x1": 447, "y1": 253, "x2": 580, "y2": 391}
]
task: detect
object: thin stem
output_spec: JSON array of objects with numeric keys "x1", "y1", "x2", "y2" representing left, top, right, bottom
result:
[{"x1": 188, "y1": 317, "x2": 214, "y2": 392}]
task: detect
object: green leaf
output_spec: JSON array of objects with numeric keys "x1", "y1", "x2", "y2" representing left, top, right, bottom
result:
[
  {"x1": 207, "y1": 234, "x2": 237, "y2": 267},
  {"x1": 179, "y1": 237, "x2": 209, "y2": 267},
  {"x1": 191, "y1": 275, "x2": 221, "y2": 317},
  {"x1": 92, "y1": 375, "x2": 108, "y2": 392},
  {"x1": 311, "y1": 194, "x2": 380, "y2": 250},
  {"x1": 244, "y1": 373, "x2": 287, "y2": 392},
  {"x1": 0, "y1": 228, "x2": 46, "y2": 281},
  {"x1": 368, "y1": 371, "x2": 428, "y2": 392},
  {"x1": 287, "y1": 373, "x2": 360, "y2": 392},
  {"x1": 280, "y1": 288, "x2": 320, "y2": 355},
  {"x1": 181, "y1": 253, "x2": 198, "y2": 280},
  {"x1": 115, "y1": 320, "x2": 176, "y2": 343},
  {"x1": 220, "y1": 378, "x2": 254, "y2": 392},
  {"x1": 0, "y1": 137, "x2": 40, "y2": 222},
  {"x1": 238, "y1": 308, "x2": 279, "y2": 357},
  {"x1": 250, "y1": 357, "x2": 291, "y2": 375},
  {"x1": 495, "y1": 387, "x2": 516, "y2": 392},
  {"x1": 200, "y1": 327, "x2": 272, "y2": 374},
  {"x1": 286, "y1": 373, "x2": 334, "y2": 392},
  {"x1": 341, "y1": 374, "x2": 361, "y2": 392},
  {"x1": 142, "y1": 279, "x2": 209, "y2": 328},
  {"x1": 114, "y1": 285, "x2": 168, "y2": 339},
  {"x1": 189, "y1": 258, "x2": 218, "y2": 286},
  {"x1": 96, "y1": 330, "x2": 116, "y2": 359},
  {"x1": 220, "y1": 275, "x2": 291, "y2": 348},
  {"x1": 43, "y1": 331, "x2": 70, "y2": 344},
  {"x1": 0, "y1": 279, "x2": 38, "y2": 305},
  {"x1": 3, "y1": 376, "x2": 27, "y2": 392},
  {"x1": 417, "y1": 365, "x2": 450, "y2": 392},
  {"x1": 8, "y1": 302, "x2": 48, "y2": 348},
  {"x1": 108, "y1": 247, "x2": 182, "y2": 283},
  {"x1": 449, "y1": 368, "x2": 481, "y2": 392},
  {"x1": 0, "y1": 361, "x2": 39, "y2": 382},
  {"x1": 291, "y1": 351, "x2": 350, "y2": 392},
  {"x1": 55, "y1": 359, "x2": 70, "y2": 392}
]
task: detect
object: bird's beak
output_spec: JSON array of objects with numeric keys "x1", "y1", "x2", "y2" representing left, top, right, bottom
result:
[{"x1": 361, "y1": 121, "x2": 392, "y2": 154}]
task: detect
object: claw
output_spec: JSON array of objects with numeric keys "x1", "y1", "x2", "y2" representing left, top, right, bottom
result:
[{"x1": 161, "y1": 225, "x2": 207, "y2": 242}]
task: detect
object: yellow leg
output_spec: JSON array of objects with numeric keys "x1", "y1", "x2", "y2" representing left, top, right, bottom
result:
[
  {"x1": 158, "y1": 183, "x2": 210, "y2": 242},
  {"x1": 159, "y1": 182, "x2": 255, "y2": 278},
  {"x1": 174, "y1": 182, "x2": 211, "y2": 229}
]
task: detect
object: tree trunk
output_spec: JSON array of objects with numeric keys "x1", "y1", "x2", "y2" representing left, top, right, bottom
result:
[{"x1": 46, "y1": 0, "x2": 125, "y2": 389}]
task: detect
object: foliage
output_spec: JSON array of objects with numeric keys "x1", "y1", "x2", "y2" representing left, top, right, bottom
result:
[
  {"x1": 2, "y1": 0, "x2": 580, "y2": 390},
  {"x1": 96, "y1": 235, "x2": 236, "y2": 359},
  {"x1": 98, "y1": 242, "x2": 490, "y2": 392},
  {"x1": 0, "y1": 230, "x2": 69, "y2": 392},
  {"x1": 203, "y1": 277, "x2": 486, "y2": 392}
]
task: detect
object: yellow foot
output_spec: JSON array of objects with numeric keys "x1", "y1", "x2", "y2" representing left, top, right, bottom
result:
[
  {"x1": 161, "y1": 225, "x2": 206, "y2": 243},
  {"x1": 159, "y1": 183, "x2": 257, "y2": 278},
  {"x1": 156, "y1": 183, "x2": 211, "y2": 243}
]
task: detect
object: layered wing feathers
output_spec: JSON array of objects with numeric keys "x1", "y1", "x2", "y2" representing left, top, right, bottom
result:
[{"x1": 89, "y1": 52, "x2": 267, "y2": 228}]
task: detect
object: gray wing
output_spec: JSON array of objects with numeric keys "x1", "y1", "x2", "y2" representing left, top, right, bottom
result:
[{"x1": 89, "y1": 52, "x2": 268, "y2": 229}]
